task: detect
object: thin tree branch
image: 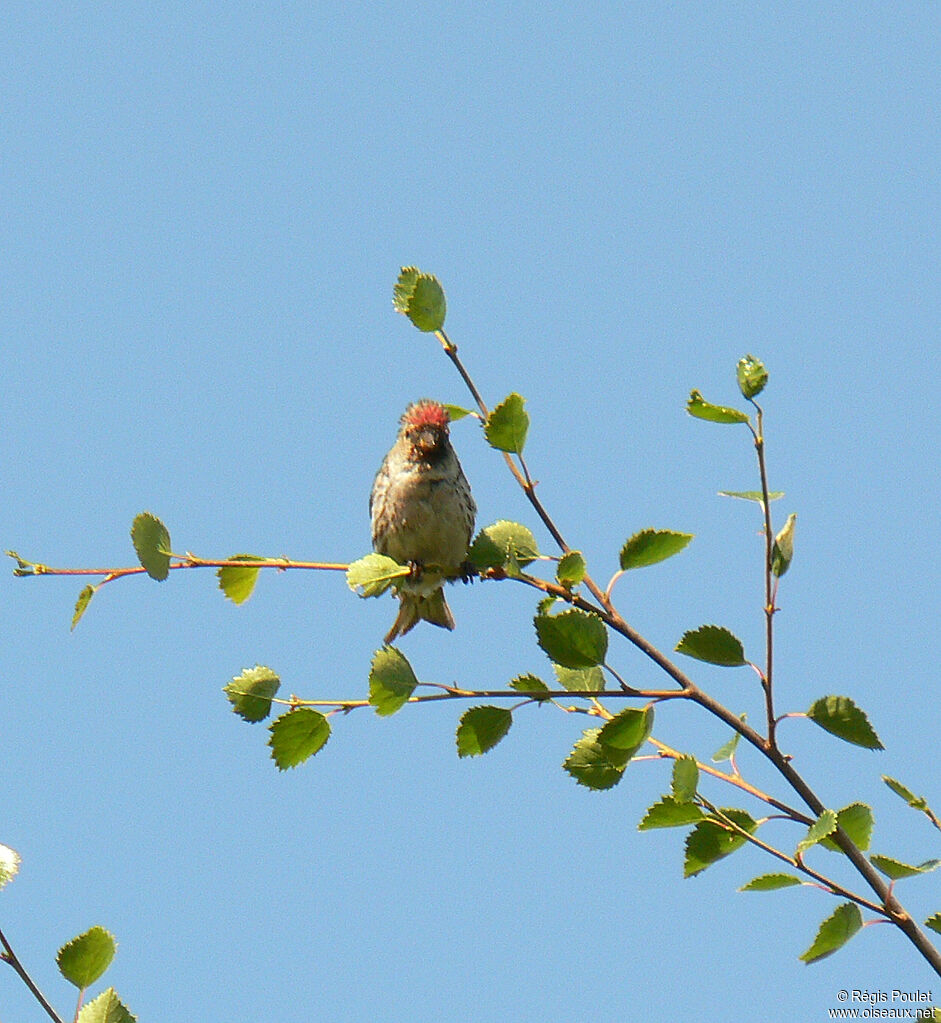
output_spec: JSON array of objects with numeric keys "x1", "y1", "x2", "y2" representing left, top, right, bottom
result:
[
  {"x1": 0, "y1": 927, "x2": 65, "y2": 1023},
  {"x1": 444, "y1": 346, "x2": 941, "y2": 976},
  {"x1": 751, "y1": 401, "x2": 778, "y2": 747},
  {"x1": 700, "y1": 801, "x2": 888, "y2": 917},
  {"x1": 9, "y1": 555, "x2": 348, "y2": 582}
]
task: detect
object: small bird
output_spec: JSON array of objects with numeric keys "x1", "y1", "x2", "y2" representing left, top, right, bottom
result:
[{"x1": 370, "y1": 399, "x2": 476, "y2": 643}]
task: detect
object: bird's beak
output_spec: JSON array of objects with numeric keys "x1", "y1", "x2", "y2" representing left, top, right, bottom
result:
[{"x1": 415, "y1": 428, "x2": 439, "y2": 453}]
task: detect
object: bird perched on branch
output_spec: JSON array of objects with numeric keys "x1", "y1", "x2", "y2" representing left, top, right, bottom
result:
[{"x1": 370, "y1": 399, "x2": 476, "y2": 643}]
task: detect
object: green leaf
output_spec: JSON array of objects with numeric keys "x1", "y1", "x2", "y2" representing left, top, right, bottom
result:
[
  {"x1": 820, "y1": 803, "x2": 874, "y2": 852},
  {"x1": 771, "y1": 513, "x2": 797, "y2": 577},
  {"x1": 552, "y1": 663, "x2": 604, "y2": 692},
  {"x1": 926, "y1": 913, "x2": 941, "y2": 936},
  {"x1": 807, "y1": 696, "x2": 884, "y2": 750},
  {"x1": 442, "y1": 403, "x2": 474, "y2": 422},
  {"x1": 597, "y1": 706, "x2": 654, "y2": 760},
  {"x1": 712, "y1": 717, "x2": 746, "y2": 763},
  {"x1": 393, "y1": 266, "x2": 446, "y2": 332},
  {"x1": 563, "y1": 728, "x2": 629, "y2": 791},
  {"x1": 686, "y1": 390, "x2": 750, "y2": 425},
  {"x1": 217, "y1": 554, "x2": 265, "y2": 605},
  {"x1": 739, "y1": 873, "x2": 803, "y2": 892},
  {"x1": 870, "y1": 855, "x2": 941, "y2": 880},
  {"x1": 468, "y1": 520, "x2": 540, "y2": 571},
  {"x1": 799, "y1": 903, "x2": 863, "y2": 963},
  {"x1": 882, "y1": 775, "x2": 933, "y2": 815},
  {"x1": 684, "y1": 809, "x2": 758, "y2": 877},
  {"x1": 719, "y1": 490, "x2": 785, "y2": 503},
  {"x1": 535, "y1": 609, "x2": 608, "y2": 668},
  {"x1": 796, "y1": 809, "x2": 838, "y2": 857},
  {"x1": 224, "y1": 665, "x2": 280, "y2": 723},
  {"x1": 509, "y1": 674, "x2": 550, "y2": 699},
  {"x1": 638, "y1": 796, "x2": 705, "y2": 830},
  {"x1": 676, "y1": 625, "x2": 747, "y2": 667},
  {"x1": 0, "y1": 844, "x2": 20, "y2": 890},
  {"x1": 736, "y1": 354, "x2": 768, "y2": 399},
  {"x1": 456, "y1": 706, "x2": 513, "y2": 757},
  {"x1": 484, "y1": 393, "x2": 529, "y2": 454},
  {"x1": 619, "y1": 529, "x2": 694, "y2": 571},
  {"x1": 130, "y1": 512, "x2": 171, "y2": 581},
  {"x1": 367, "y1": 646, "x2": 418, "y2": 716},
  {"x1": 346, "y1": 553, "x2": 410, "y2": 598},
  {"x1": 57, "y1": 926, "x2": 116, "y2": 988},
  {"x1": 72, "y1": 584, "x2": 97, "y2": 631},
  {"x1": 76, "y1": 987, "x2": 136, "y2": 1023},
  {"x1": 672, "y1": 756, "x2": 699, "y2": 802},
  {"x1": 268, "y1": 709, "x2": 330, "y2": 770},
  {"x1": 556, "y1": 550, "x2": 586, "y2": 587}
]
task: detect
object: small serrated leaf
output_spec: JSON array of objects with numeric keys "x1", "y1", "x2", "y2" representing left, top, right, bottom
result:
[
  {"x1": 676, "y1": 625, "x2": 747, "y2": 667},
  {"x1": 0, "y1": 844, "x2": 21, "y2": 889},
  {"x1": 638, "y1": 796, "x2": 704, "y2": 830},
  {"x1": 468, "y1": 521, "x2": 540, "y2": 571},
  {"x1": 772, "y1": 513, "x2": 797, "y2": 578},
  {"x1": 736, "y1": 354, "x2": 768, "y2": 399},
  {"x1": 217, "y1": 554, "x2": 265, "y2": 605},
  {"x1": 719, "y1": 490, "x2": 785, "y2": 503},
  {"x1": 563, "y1": 728, "x2": 628, "y2": 791},
  {"x1": 268, "y1": 709, "x2": 330, "y2": 770},
  {"x1": 456, "y1": 706, "x2": 513, "y2": 757},
  {"x1": 712, "y1": 716, "x2": 746, "y2": 763},
  {"x1": 72, "y1": 584, "x2": 96, "y2": 630},
  {"x1": 556, "y1": 550, "x2": 586, "y2": 587},
  {"x1": 597, "y1": 706, "x2": 654, "y2": 763},
  {"x1": 224, "y1": 665, "x2": 280, "y2": 723},
  {"x1": 799, "y1": 903, "x2": 863, "y2": 963},
  {"x1": 536, "y1": 594, "x2": 557, "y2": 616},
  {"x1": 807, "y1": 696, "x2": 884, "y2": 750},
  {"x1": 739, "y1": 873, "x2": 803, "y2": 892},
  {"x1": 686, "y1": 390, "x2": 750, "y2": 425},
  {"x1": 393, "y1": 266, "x2": 446, "y2": 332},
  {"x1": 76, "y1": 987, "x2": 136, "y2": 1023},
  {"x1": 57, "y1": 926, "x2": 116, "y2": 989},
  {"x1": 684, "y1": 809, "x2": 757, "y2": 877},
  {"x1": 796, "y1": 809, "x2": 838, "y2": 857},
  {"x1": 926, "y1": 913, "x2": 941, "y2": 935},
  {"x1": 552, "y1": 663, "x2": 604, "y2": 692},
  {"x1": 367, "y1": 646, "x2": 418, "y2": 716},
  {"x1": 346, "y1": 553, "x2": 409, "y2": 598},
  {"x1": 672, "y1": 756, "x2": 699, "y2": 802},
  {"x1": 619, "y1": 529, "x2": 693, "y2": 571},
  {"x1": 509, "y1": 674, "x2": 550, "y2": 699},
  {"x1": 820, "y1": 803, "x2": 874, "y2": 852},
  {"x1": 882, "y1": 775, "x2": 932, "y2": 815},
  {"x1": 484, "y1": 393, "x2": 529, "y2": 454},
  {"x1": 535, "y1": 609, "x2": 608, "y2": 669},
  {"x1": 130, "y1": 512, "x2": 171, "y2": 581},
  {"x1": 870, "y1": 854, "x2": 941, "y2": 880}
]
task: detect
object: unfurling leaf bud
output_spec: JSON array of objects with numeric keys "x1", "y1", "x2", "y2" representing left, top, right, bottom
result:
[
  {"x1": 736, "y1": 354, "x2": 768, "y2": 399},
  {"x1": 686, "y1": 390, "x2": 750, "y2": 425},
  {"x1": 771, "y1": 513, "x2": 797, "y2": 577}
]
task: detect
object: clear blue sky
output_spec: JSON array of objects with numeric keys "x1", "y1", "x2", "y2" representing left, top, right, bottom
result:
[{"x1": 3, "y1": 3, "x2": 938, "y2": 1020}]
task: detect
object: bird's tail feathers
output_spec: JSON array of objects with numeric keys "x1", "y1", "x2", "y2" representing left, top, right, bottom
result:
[{"x1": 384, "y1": 589, "x2": 455, "y2": 644}]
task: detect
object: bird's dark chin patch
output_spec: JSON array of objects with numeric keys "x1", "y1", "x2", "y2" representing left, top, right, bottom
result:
[{"x1": 414, "y1": 440, "x2": 448, "y2": 463}]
